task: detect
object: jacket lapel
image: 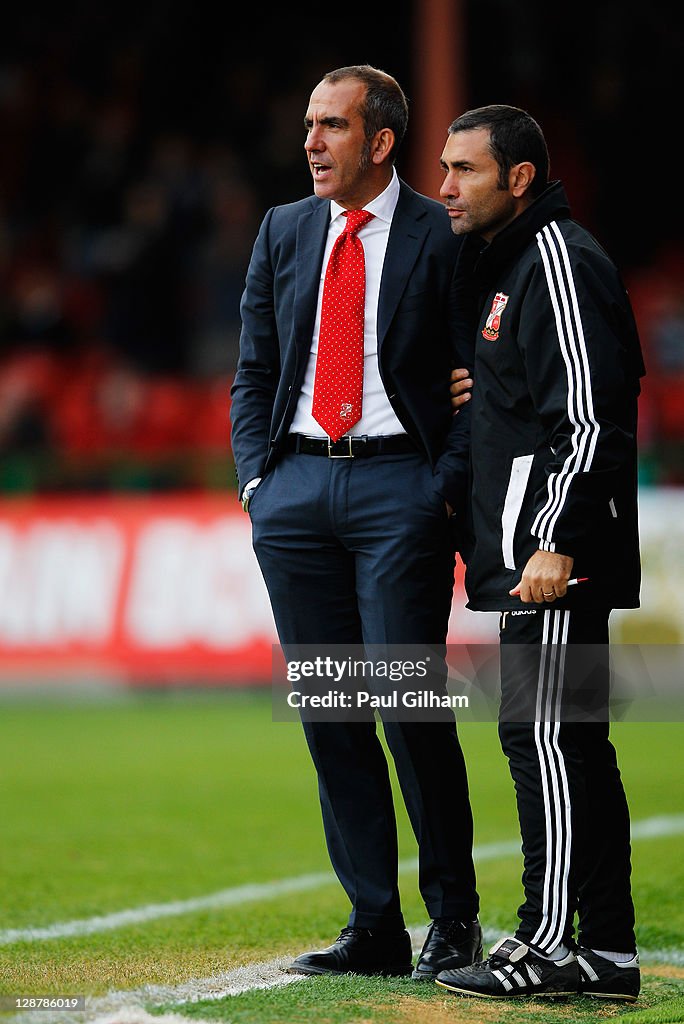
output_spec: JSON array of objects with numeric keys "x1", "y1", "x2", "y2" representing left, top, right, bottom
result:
[
  {"x1": 292, "y1": 186, "x2": 429, "y2": 354},
  {"x1": 293, "y1": 200, "x2": 329, "y2": 354},
  {"x1": 377, "y1": 184, "x2": 429, "y2": 347}
]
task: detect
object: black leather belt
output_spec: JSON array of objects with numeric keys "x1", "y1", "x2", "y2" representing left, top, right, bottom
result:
[{"x1": 286, "y1": 433, "x2": 418, "y2": 458}]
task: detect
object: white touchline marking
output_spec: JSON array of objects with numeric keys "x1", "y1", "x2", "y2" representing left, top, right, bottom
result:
[
  {"x1": 0, "y1": 872, "x2": 335, "y2": 946},
  {"x1": 0, "y1": 843, "x2": 514, "y2": 946},
  {"x1": 2, "y1": 813, "x2": 683, "y2": 947},
  {"x1": 87, "y1": 1012, "x2": 205, "y2": 1024},
  {"x1": 10, "y1": 957, "x2": 302, "y2": 1024},
  {"x1": 9, "y1": 926, "x2": 684, "y2": 1024}
]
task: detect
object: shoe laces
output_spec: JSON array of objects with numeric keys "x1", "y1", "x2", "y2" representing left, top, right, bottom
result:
[
  {"x1": 432, "y1": 918, "x2": 468, "y2": 942},
  {"x1": 471, "y1": 955, "x2": 499, "y2": 973},
  {"x1": 336, "y1": 926, "x2": 368, "y2": 941}
]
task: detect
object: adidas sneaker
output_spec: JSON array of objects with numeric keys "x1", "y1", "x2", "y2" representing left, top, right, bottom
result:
[
  {"x1": 576, "y1": 947, "x2": 640, "y2": 1002},
  {"x1": 436, "y1": 936, "x2": 578, "y2": 999}
]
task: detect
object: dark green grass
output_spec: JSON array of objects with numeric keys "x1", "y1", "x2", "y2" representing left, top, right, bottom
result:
[{"x1": 0, "y1": 691, "x2": 323, "y2": 927}]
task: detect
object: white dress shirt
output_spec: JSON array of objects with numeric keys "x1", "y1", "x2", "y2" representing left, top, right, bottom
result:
[{"x1": 289, "y1": 167, "x2": 406, "y2": 438}]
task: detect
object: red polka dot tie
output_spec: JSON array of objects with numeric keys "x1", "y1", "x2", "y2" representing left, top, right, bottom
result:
[{"x1": 312, "y1": 209, "x2": 374, "y2": 441}]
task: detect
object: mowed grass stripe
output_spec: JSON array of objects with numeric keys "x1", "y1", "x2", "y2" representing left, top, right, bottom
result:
[
  {"x1": 0, "y1": 843, "x2": 519, "y2": 946},
  {"x1": 3, "y1": 814, "x2": 683, "y2": 946}
]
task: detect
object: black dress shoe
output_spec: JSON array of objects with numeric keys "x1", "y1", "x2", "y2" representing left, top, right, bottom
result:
[
  {"x1": 285, "y1": 926, "x2": 413, "y2": 976},
  {"x1": 412, "y1": 917, "x2": 483, "y2": 980}
]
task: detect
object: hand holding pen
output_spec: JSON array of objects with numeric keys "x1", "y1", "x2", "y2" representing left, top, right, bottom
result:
[
  {"x1": 510, "y1": 576, "x2": 589, "y2": 601},
  {"x1": 509, "y1": 548, "x2": 585, "y2": 603}
]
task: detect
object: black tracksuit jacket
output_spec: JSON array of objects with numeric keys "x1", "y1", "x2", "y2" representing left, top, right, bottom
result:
[{"x1": 458, "y1": 181, "x2": 645, "y2": 611}]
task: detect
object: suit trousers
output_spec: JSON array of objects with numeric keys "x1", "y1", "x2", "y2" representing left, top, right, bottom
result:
[
  {"x1": 498, "y1": 607, "x2": 636, "y2": 953},
  {"x1": 249, "y1": 449, "x2": 479, "y2": 929}
]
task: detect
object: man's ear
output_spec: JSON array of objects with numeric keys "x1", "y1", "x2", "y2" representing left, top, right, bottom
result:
[
  {"x1": 510, "y1": 161, "x2": 536, "y2": 198},
  {"x1": 371, "y1": 128, "x2": 395, "y2": 165}
]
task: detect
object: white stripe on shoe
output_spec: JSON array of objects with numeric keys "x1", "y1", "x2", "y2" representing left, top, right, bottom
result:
[{"x1": 576, "y1": 953, "x2": 600, "y2": 981}]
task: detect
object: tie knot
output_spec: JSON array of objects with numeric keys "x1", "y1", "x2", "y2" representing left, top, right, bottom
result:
[{"x1": 344, "y1": 210, "x2": 374, "y2": 235}]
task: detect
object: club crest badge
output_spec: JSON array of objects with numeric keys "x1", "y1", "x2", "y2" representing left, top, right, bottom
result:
[{"x1": 482, "y1": 292, "x2": 510, "y2": 341}]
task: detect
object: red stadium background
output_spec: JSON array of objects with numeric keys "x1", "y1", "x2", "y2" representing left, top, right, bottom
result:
[
  {"x1": 0, "y1": 494, "x2": 500, "y2": 683},
  {"x1": 0, "y1": 0, "x2": 681, "y2": 684}
]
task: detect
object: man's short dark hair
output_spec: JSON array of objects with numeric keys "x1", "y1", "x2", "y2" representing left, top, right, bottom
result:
[
  {"x1": 448, "y1": 104, "x2": 550, "y2": 197},
  {"x1": 322, "y1": 65, "x2": 409, "y2": 163}
]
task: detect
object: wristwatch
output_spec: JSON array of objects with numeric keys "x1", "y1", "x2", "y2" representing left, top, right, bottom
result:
[{"x1": 241, "y1": 479, "x2": 261, "y2": 513}]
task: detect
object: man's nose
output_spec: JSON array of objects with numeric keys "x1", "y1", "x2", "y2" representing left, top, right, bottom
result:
[
  {"x1": 305, "y1": 126, "x2": 323, "y2": 152},
  {"x1": 440, "y1": 175, "x2": 457, "y2": 199}
]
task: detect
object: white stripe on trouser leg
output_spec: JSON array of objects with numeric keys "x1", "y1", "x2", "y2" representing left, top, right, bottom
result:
[
  {"x1": 549, "y1": 610, "x2": 572, "y2": 950},
  {"x1": 532, "y1": 612, "x2": 556, "y2": 944},
  {"x1": 532, "y1": 609, "x2": 572, "y2": 950},
  {"x1": 536, "y1": 609, "x2": 571, "y2": 951},
  {"x1": 531, "y1": 610, "x2": 573, "y2": 951}
]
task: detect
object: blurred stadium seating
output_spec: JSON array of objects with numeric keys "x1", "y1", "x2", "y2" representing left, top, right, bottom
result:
[
  {"x1": 0, "y1": 3, "x2": 681, "y2": 682},
  {"x1": 0, "y1": 3, "x2": 681, "y2": 495}
]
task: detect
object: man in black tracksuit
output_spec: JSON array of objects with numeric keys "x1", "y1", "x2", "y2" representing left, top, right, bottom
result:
[{"x1": 434, "y1": 106, "x2": 645, "y2": 1003}]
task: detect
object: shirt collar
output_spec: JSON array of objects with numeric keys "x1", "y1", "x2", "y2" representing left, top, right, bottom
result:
[{"x1": 329, "y1": 167, "x2": 400, "y2": 225}]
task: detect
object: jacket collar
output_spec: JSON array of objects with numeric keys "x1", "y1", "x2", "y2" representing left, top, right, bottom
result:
[
  {"x1": 470, "y1": 180, "x2": 571, "y2": 286},
  {"x1": 294, "y1": 178, "x2": 430, "y2": 349}
]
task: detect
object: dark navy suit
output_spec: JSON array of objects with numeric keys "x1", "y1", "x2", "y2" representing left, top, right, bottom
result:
[{"x1": 230, "y1": 179, "x2": 479, "y2": 930}]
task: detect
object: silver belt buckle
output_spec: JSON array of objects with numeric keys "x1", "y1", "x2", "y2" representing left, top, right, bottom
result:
[{"x1": 327, "y1": 436, "x2": 354, "y2": 458}]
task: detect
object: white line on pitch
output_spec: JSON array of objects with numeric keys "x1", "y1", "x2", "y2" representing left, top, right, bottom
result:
[
  {"x1": 10, "y1": 926, "x2": 684, "y2": 1024},
  {"x1": 2, "y1": 813, "x2": 683, "y2": 947},
  {"x1": 0, "y1": 845, "x2": 515, "y2": 946},
  {"x1": 10, "y1": 957, "x2": 301, "y2": 1024}
]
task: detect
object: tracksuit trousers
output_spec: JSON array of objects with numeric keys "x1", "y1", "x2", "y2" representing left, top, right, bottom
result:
[{"x1": 498, "y1": 606, "x2": 636, "y2": 953}]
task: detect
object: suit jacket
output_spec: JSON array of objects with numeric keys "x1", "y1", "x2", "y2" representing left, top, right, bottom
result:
[{"x1": 229, "y1": 178, "x2": 473, "y2": 512}]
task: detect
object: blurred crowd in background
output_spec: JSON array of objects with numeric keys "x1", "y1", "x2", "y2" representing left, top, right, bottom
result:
[{"x1": 0, "y1": 2, "x2": 682, "y2": 495}]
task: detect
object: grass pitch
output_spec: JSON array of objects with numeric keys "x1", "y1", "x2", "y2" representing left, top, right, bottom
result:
[{"x1": 0, "y1": 689, "x2": 683, "y2": 1023}]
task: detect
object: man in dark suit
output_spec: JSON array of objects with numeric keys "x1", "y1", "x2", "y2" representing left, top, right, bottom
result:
[{"x1": 229, "y1": 65, "x2": 480, "y2": 980}]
